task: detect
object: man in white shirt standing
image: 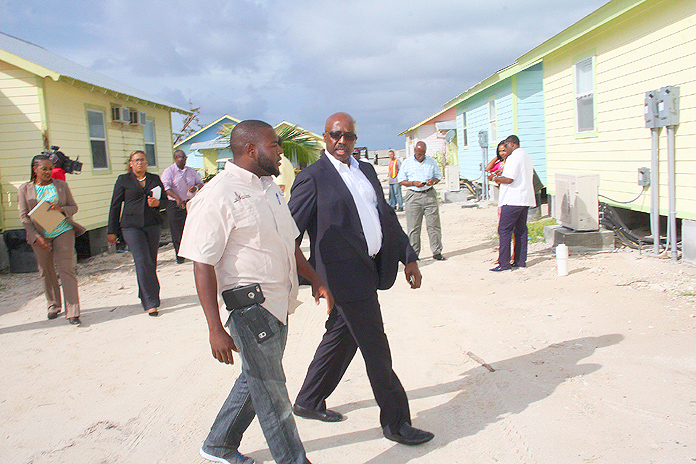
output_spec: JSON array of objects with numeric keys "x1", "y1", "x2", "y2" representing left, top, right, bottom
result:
[
  {"x1": 179, "y1": 120, "x2": 332, "y2": 464},
  {"x1": 490, "y1": 135, "x2": 536, "y2": 271}
]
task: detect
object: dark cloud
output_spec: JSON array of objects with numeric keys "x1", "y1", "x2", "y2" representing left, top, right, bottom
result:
[{"x1": 0, "y1": 0, "x2": 610, "y2": 148}]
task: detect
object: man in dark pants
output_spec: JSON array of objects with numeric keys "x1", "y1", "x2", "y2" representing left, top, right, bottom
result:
[
  {"x1": 490, "y1": 135, "x2": 536, "y2": 272},
  {"x1": 288, "y1": 112, "x2": 434, "y2": 446},
  {"x1": 161, "y1": 150, "x2": 203, "y2": 263}
]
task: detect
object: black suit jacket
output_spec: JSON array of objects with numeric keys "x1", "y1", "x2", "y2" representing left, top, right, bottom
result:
[
  {"x1": 289, "y1": 152, "x2": 417, "y2": 303},
  {"x1": 108, "y1": 172, "x2": 167, "y2": 234}
]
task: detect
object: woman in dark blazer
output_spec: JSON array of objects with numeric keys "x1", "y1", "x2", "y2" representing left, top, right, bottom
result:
[
  {"x1": 18, "y1": 154, "x2": 86, "y2": 324},
  {"x1": 107, "y1": 150, "x2": 167, "y2": 316}
]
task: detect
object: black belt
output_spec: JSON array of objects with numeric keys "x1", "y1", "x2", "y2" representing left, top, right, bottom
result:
[{"x1": 412, "y1": 188, "x2": 432, "y2": 193}]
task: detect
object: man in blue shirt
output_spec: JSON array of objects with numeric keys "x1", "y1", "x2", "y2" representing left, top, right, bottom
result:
[{"x1": 398, "y1": 141, "x2": 445, "y2": 260}]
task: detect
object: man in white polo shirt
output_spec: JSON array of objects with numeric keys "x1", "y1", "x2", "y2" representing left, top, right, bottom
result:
[
  {"x1": 179, "y1": 120, "x2": 332, "y2": 464},
  {"x1": 490, "y1": 134, "x2": 536, "y2": 272}
]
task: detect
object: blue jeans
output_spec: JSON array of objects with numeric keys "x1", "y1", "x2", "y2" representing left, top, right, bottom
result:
[
  {"x1": 202, "y1": 305, "x2": 310, "y2": 464},
  {"x1": 388, "y1": 183, "x2": 403, "y2": 209}
]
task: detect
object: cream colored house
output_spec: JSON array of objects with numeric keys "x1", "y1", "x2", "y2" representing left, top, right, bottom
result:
[
  {"x1": 535, "y1": 0, "x2": 693, "y2": 204},
  {"x1": 532, "y1": 0, "x2": 696, "y2": 258},
  {"x1": 0, "y1": 32, "x2": 189, "y2": 258}
]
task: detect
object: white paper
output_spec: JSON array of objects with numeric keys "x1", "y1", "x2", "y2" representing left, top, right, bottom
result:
[{"x1": 150, "y1": 186, "x2": 161, "y2": 200}]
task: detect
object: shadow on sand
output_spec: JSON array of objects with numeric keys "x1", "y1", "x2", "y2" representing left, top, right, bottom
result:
[{"x1": 281, "y1": 334, "x2": 623, "y2": 463}]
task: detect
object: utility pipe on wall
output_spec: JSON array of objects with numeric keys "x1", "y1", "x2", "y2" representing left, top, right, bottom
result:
[
  {"x1": 650, "y1": 127, "x2": 660, "y2": 255},
  {"x1": 667, "y1": 126, "x2": 678, "y2": 261}
]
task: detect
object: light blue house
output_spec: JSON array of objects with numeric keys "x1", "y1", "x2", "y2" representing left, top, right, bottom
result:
[
  {"x1": 443, "y1": 62, "x2": 547, "y2": 186},
  {"x1": 173, "y1": 114, "x2": 240, "y2": 176}
]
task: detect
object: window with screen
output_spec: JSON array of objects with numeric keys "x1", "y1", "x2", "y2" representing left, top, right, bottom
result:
[
  {"x1": 87, "y1": 109, "x2": 109, "y2": 169},
  {"x1": 575, "y1": 57, "x2": 595, "y2": 132},
  {"x1": 144, "y1": 119, "x2": 156, "y2": 166}
]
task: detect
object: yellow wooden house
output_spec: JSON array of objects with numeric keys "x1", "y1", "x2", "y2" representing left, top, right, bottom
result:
[
  {"x1": 529, "y1": 0, "x2": 696, "y2": 257},
  {"x1": 0, "y1": 32, "x2": 189, "y2": 259}
]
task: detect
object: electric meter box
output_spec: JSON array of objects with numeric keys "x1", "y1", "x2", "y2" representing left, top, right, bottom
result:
[
  {"x1": 644, "y1": 91, "x2": 658, "y2": 128},
  {"x1": 657, "y1": 86, "x2": 679, "y2": 127}
]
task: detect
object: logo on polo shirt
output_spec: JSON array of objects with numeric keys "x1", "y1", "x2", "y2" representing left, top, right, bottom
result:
[{"x1": 233, "y1": 191, "x2": 251, "y2": 203}]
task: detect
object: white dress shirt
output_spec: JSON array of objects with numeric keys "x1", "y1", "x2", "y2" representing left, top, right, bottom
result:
[{"x1": 326, "y1": 153, "x2": 383, "y2": 257}]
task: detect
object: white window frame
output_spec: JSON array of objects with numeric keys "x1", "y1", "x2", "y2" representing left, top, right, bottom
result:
[
  {"x1": 87, "y1": 109, "x2": 109, "y2": 170},
  {"x1": 144, "y1": 119, "x2": 156, "y2": 167},
  {"x1": 574, "y1": 56, "x2": 596, "y2": 133},
  {"x1": 461, "y1": 111, "x2": 468, "y2": 148}
]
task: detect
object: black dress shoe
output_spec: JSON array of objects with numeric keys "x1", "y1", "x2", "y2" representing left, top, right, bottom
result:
[
  {"x1": 47, "y1": 311, "x2": 60, "y2": 320},
  {"x1": 384, "y1": 423, "x2": 434, "y2": 445},
  {"x1": 176, "y1": 256, "x2": 185, "y2": 264},
  {"x1": 489, "y1": 265, "x2": 511, "y2": 272},
  {"x1": 511, "y1": 262, "x2": 526, "y2": 268},
  {"x1": 68, "y1": 317, "x2": 81, "y2": 325},
  {"x1": 292, "y1": 403, "x2": 344, "y2": 422},
  {"x1": 433, "y1": 253, "x2": 446, "y2": 261}
]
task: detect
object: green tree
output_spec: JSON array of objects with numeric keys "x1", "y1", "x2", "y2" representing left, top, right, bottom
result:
[
  {"x1": 275, "y1": 125, "x2": 320, "y2": 167},
  {"x1": 217, "y1": 124, "x2": 320, "y2": 168}
]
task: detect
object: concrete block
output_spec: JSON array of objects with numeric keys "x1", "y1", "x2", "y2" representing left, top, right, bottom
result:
[
  {"x1": 683, "y1": 219, "x2": 696, "y2": 265},
  {"x1": 544, "y1": 224, "x2": 615, "y2": 253},
  {"x1": 442, "y1": 190, "x2": 470, "y2": 203}
]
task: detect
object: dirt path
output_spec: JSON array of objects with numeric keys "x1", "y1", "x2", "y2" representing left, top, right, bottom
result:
[{"x1": 1, "y1": 197, "x2": 695, "y2": 464}]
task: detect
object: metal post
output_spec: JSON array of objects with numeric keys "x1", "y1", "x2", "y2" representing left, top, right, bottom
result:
[
  {"x1": 650, "y1": 127, "x2": 660, "y2": 255},
  {"x1": 667, "y1": 126, "x2": 678, "y2": 261},
  {"x1": 481, "y1": 146, "x2": 489, "y2": 200}
]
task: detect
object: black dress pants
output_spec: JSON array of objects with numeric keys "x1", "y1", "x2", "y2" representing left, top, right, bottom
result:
[
  {"x1": 166, "y1": 202, "x2": 187, "y2": 258},
  {"x1": 295, "y1": 293, "x2": 410, "y2": 435},
  {"x1": 122, "y1": 225, "x2": 161, "y2": 310}
]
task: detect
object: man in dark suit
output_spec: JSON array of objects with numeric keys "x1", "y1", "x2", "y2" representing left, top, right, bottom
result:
[{"x1": 288, "y1": 112, "x2": 434, "y2": 446}]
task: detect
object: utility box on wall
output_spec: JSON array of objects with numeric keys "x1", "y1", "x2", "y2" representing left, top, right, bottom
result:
[{"x1": 555, "y1": 174, "x2": 600, "y2": 231}]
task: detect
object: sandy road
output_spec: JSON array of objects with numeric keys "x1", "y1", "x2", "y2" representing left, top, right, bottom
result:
[{"x1": 1, "y1": 191, "x2": 696, "y2": 463}]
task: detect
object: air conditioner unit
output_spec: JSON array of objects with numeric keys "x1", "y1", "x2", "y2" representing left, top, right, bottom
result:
[
  {"x1": 130, "y1": 111, "x2": 146, "y2": 126},
  {"x1": 112, "y1": 107, "x2": 130, "y2": 123},
  {"x1": 555, "y1": 173, "x2": 599, "y2": 231}
]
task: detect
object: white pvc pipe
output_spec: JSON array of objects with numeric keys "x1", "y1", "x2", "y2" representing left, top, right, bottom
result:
[
  {"x1": 556, "y1": 244, "x2": 569, "y2": 276},
  {"x1": 667, "y1": 126, "x2": 678, "y2": 261},
  {"x1": 651, "y1": 127, "x2": 660, "y2": 255}
]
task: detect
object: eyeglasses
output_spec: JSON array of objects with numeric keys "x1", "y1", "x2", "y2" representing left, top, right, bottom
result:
[{"x1": 327, "y1": 131, "x2": 357, "y2": 142}]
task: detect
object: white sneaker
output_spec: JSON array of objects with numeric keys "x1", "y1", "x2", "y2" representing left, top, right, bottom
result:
[{"x1": 200, "y1": 447, "x2": 255, "y2": 464}]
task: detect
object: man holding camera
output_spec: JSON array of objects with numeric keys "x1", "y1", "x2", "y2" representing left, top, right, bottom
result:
[
  {"x1": 161, "y1": 150, "x2": 203, "y2": 263},
  {"x1": 179, "y1": 120, "x2": 332, "y2": 464}
]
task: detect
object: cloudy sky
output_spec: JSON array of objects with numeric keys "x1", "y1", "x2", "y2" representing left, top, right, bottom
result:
[{"x1": 1, "y1": 0, "x2": 609, "y2": 149}]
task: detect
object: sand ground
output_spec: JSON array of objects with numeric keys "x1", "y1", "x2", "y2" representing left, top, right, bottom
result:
[{"x1": 1, "y1": 174, "x2": 695, "y2": 464}]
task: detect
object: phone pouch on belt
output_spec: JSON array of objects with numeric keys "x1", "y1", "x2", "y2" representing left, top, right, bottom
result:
[{"x1": 222, "y1": 284, "x2": 274, "y2": 343}]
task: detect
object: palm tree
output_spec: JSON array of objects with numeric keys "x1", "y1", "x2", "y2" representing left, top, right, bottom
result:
[
  {"x1": 217, "y1": 124, "x2": 320, "y2": 168},
  {"x1": 275, "y1": 125, "x2": 320, "y2": 167}
]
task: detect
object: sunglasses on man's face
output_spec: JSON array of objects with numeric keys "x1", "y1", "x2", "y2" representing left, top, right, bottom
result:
[{"x1": 327, "y1": 131, "x2": 358, "y2": 142}]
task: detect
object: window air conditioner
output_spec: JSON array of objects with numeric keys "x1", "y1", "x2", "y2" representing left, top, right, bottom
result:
[
  {"x1": 112, "y1": 107, "x2": 130, "y2": 123},
  {"x1": 130, "y1": 110, "x2": 146, "y2": 126}
]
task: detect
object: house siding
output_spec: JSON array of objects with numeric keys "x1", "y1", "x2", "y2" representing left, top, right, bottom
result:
[
  {"x1": 1, "y1": 71, "x2": 175, "y2": 231},
  {"x1": 0, "y1": 62, "x2": 45, "y2": 230},
  {"x1": 516, "y1": 63, "x2": 547, "y2": 184},
  {"x1": 543, "y1": 0, "x2": 696, "y2": 219},
  {"x1": 456, "y1": 82, "x2": 514, "y2": 181}
]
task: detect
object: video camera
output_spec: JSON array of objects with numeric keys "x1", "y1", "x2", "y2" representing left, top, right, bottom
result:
[{"x1": 44, "y1": 146, "x2": 82, "y2": 174}]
